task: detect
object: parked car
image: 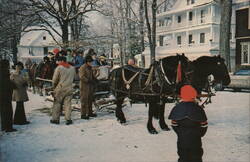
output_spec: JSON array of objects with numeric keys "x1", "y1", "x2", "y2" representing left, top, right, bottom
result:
[{"x1": 217, "y1": 69, "x2": 250, "y2": 91}]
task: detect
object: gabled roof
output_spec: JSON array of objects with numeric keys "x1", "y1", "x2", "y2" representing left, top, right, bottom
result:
[{"x1": 19, "y1": 26, "x2": 61, "y2": 47}]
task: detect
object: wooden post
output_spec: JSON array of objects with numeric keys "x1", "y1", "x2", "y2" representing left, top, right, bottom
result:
[{"x1": 0, "y1": 60, "x2": 15, "y2": 132}]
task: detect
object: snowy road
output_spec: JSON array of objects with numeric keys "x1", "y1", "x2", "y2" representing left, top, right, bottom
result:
[{"x1": 0, "y1": 91, "x2": 249, "y2": 162}]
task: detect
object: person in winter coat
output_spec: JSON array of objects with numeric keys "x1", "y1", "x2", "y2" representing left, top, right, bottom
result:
[
  {"x1": 10, "y1": 62, "x2": 30, "y2": 125},
  {"x1": 79, "y1": 55, "x2": 98, "y2": 119},
  {"x1": 50, "y1": 56, "x2": 76, "y2": 125},
  {"x1": 74, "y1": 52, "x2": 84, "y2": 70},
  {"x1": 0, "y1": 60, "x2": 17, "y2": 132},
  {"x1": 168, "y1": 84, "x2": 208, "y2": 162},
  {"x1": 66, "y1": 49, "x2": 74, "y2": 65}
]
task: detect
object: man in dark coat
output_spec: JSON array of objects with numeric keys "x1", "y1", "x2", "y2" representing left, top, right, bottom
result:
[
  {"x1": 79, "y1": 55, "x2": 98, "y2": 119},
  {"x1": 168, "y1": 85, "x2": 208, "y2": 162},
  {"x1": 0, "y1": 60, "x2": 17, "y2": 132}
]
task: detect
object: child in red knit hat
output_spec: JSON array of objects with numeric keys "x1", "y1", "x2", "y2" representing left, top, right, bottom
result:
[{"x1": 169, "y1": 85, "x2": 208, "y2": 162}]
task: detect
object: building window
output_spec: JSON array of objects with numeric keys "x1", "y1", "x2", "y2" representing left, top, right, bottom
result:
[
  {"x1": 187, "y1": 0, "x2": 195, "y2": 5},
  {"x1": 200, "y1": 33, "x2": 205, "y2": 43},
  {"x1": 177, "y1": 36, "x2": 181, "y2": 45},
  {"x1": 43, "y1": 36, "x2": 46, "y2": 40},
  {"x1": 43, "y1": 47, "x2": 48, "y2": 55},
  {"x1": 177, "y1": 16, "x2": 181, "y2": 23},
  {"x1": 159, "y1": 36, "x2": 164, "y2": 46},
  {"x1": 165, "y1": 17, "x2": 172, "y2": 26},
  {"x1": 189, "y1": 12, "x2": 193, "y2": 21},
  {"x1": 159, "y1": 20, "x2": 164, "y2": 27},
  {"x1": 188, "y1": 34, "x2": 193, "y2": 44},
  {"x1": 241, "y1": 42, "x2": 250, "y2": 64},
  {"x1": 201, "y1": 10, "x2": 205, "y2": 23},
  {"x1": 29, "y1": 48, "x2": 34, "y2": 56}
]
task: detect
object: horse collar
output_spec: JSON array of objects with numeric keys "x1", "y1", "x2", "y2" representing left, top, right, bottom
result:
[{"x1": 160, "y1": 59, "x2": 174, "y2": 85}]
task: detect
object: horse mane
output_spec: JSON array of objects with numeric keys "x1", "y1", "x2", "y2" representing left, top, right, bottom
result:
[{"x1": 193, "y1": 55, "x2": 224, "y2": 65}]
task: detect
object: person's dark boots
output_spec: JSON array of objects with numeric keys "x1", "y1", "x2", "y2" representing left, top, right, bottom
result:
[
  {"x1": 89, "y1": 113, "x2": 97, "y2": 117},
  {"x1": 5, "y1": 128, "x2": 17, "y2": 132},
  {"x1": 66, "y1": 120, "x2": 73, "y2": 125},
  {"x1": 14, "y1": 121, "x2": 30, "y2": 125},
  {"x1": 81, "y1": 115, "x2": 89, "y2": 120},
  {"x1": 50, "y1": 120, "x2": 59, "y2": 124}
]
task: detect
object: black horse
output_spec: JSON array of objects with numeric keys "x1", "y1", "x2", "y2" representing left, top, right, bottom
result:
[
  {"x1": 189, "y1": 55, "x2": 231, "y2": 93},
  {"x1": 109, "y1": 54, "x2": 190, "y2": 134},
  {"x1": 110, "y1": 54, "x2": 231, "y2": 134}
]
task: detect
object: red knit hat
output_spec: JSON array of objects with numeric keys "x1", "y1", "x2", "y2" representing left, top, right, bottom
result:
[
  {"x1": 53, "y1": 48, "x2": 60, "y2": 55},
  {"x1": 180, "y1": 85, "x2": 197, "y2": 102}
]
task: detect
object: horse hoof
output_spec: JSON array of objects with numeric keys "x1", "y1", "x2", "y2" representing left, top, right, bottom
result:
[
  {"x1": 120, "y1": 120, "x2": 126, "y2": 124},
  {"x1": 148, "y1": 129, "x2": 158, "y2": 134},
  {"x1": 162, "y1": 127, "x2": 171, "y2": 131}
]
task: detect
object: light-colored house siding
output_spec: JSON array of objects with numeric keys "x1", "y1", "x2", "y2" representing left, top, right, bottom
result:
[
  {"x1": 142, "y1": 0, "x2": 248, "y2": 68},
  {"x1": 17, "y1": 27, "x2": 60, "y2": 63}
]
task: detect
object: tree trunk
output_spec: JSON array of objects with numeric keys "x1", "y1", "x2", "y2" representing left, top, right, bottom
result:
[
  {"x1": 12, "y1": 35, "x2": 18, "y2": 64},
  {"x1": 219, "y1": 0, "x2": 232, "y2": 71},
  {"x1": 151, "y1": 0, "x2": 157, "y2": 63},
  {"x1": 139, "y1": 0, "x2": 145, "y2": 67},
  {"x1": 144, "y1": 0, "x2": 157, "y2": 64},
  {"x1": 0, "y1": 60, "x2": 14, "y2": 131},
  {"x1": 62, "y1": 21, "x2": 69, "y2": 49}
]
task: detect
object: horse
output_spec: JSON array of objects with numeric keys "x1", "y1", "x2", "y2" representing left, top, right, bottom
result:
[
  {"x1": 109, "y1": 54, "x2": 190, "y2": 134},
  {"x1": 189, "y1": 55, "x2": 231, "y2": 94},
  {"x1": 28, "y1": 60, "x2": 56, "y2": 96},
  {"x1": 28, "y1": 62, "x2": 38, "y2": 93},
  {"x1": 110, "y1": 54, "x2": 231, "y2": 134}
]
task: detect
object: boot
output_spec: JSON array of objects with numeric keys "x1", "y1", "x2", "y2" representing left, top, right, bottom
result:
[
  {"x1": 66, "y1": 120, "x2": 73, "y2": 125},
  {"x1": 89, "y1": 113, "x2": 97, "y2": 117},
  {"x1": 81, "y1": 115, "x2": 89, "y2": 120},
  {"x1": 50, "y1": 119, "x2": 59, "y2": 124}
]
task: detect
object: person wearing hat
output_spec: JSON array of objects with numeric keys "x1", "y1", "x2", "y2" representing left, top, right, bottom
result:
[
  {"x1": 91, "y1": 52, "x2": 100, "y2": 67},
  {"x1": 10, "y1": 62, "x2": 30, "y2": 125},
  {"x1": 50, "y1": 56, "x2": 76, "y2": 125},
  {"x1": 66, "y1": 49, "x2": 74, "y2": 65},
  {"x1": 79, "y1": 55, "x2": 98, "y2": 119},
  {"x1": 99, "y1": 54, "x2": 108, "y2": 66},
  {"x1": 168, "y1": 84, "x2": 208, "y2": 162}
]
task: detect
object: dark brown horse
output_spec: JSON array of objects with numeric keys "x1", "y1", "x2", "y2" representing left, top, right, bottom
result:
[
  {"x1": 28, "y1": 60, "x2": 56, "y2": 95},
  {"x1": 110, "y1": 54, "x2": 190, "y2": 134},
  {"x1": 110, "y1": 54, "x2": 231, "y2": 134}
]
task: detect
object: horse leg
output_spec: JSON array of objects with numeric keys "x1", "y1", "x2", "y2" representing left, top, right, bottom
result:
[
  {"x1": 159, "y1": 103, "x2": 170, "y2": 131},
  {"x1": 39, "y1": 82, "x2": 43, "y2": 96},
  {"x1": 147, "y1": 103, "x2": 158, "y2": 134},
  {"x1": 31, "y1": 81, "x2": 36, "y2": 94},
  {"x1": 115, "y1": 98, "x2": 126, "y2": 124}
]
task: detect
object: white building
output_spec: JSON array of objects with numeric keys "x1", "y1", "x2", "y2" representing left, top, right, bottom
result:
[
  {"x1": 18, "y1": 27, "x2": 60, "y2": 63},
  {"x1": 143, "y1": 0, "x2": 248, "y2": 68}
]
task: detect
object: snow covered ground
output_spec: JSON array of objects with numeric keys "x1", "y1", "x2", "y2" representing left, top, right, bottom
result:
[{"x1": 0, "y1": 90, "x2": 249, "y2": 162}]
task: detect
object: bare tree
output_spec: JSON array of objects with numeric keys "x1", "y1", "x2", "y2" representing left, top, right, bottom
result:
[
  {"x1": 139, "y1": 0, "x2": 145, "y2": 67},
  {"x1": 0, "y1": 0, "x2": 38, "y2": 63},
  {"x1": 23, "y1": 0, "x2": 103, "y2": 48},
  {"x1": 219, "y1": 0, "x2": 233, "y2": 71},
  {"x1": 144, "y1": 0, "x2": 174, "y2": 64}
]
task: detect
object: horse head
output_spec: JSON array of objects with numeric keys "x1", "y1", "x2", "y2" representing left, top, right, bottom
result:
[
  {"x1": 191, "y1": 55, "x2": 231, "y2": 90},
  {"x1": 210, "y1": 55, "x2": 231, "y2": 86}
]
